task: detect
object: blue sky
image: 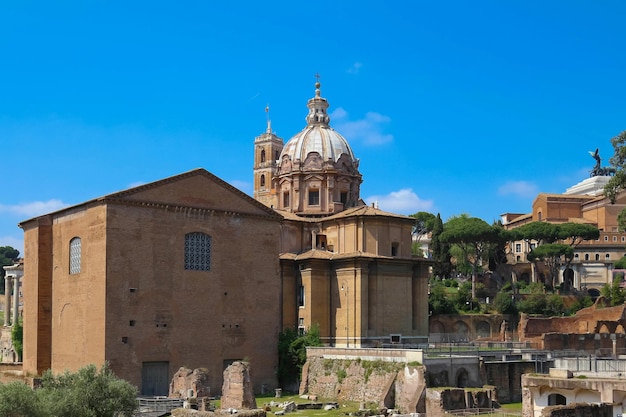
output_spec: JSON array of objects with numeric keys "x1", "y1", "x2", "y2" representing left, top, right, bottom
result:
[{"x1": 2, "y1": 1, "x2": 626, "y2": 256}]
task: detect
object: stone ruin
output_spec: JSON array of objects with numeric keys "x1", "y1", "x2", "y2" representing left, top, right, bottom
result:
[
  {"x1": 170, "y1": 366, "x2": 212, "y2": 399},
  {"x1": 221, "y1": 361, "x2": 257, "y2": 411}
]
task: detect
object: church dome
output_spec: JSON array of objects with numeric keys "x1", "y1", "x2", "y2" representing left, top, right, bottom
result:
[{"x1": 278, "y1": 82, "x2": 359, "y2": 172}]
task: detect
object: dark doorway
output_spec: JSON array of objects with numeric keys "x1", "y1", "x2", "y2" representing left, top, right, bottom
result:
[{"x1": 141, "y1": 361, "x2": 169, "y2": 396}]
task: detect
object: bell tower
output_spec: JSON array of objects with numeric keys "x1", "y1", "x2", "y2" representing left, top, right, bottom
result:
[{"x1": 253, "y1": 107, "x2": 283, "y2": 208}]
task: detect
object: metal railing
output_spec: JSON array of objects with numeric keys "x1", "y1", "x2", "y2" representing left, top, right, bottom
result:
[
  {"x1": 447, "y1": 408, "x2": 522, "y2": 417},
  {"x1": 136, "y1": 397, "x2": 184, "y2": 414}
]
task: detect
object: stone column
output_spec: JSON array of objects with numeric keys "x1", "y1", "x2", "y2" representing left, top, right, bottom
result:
[
  {"x1": 4, "y1": 276, "x2": 12, "y2": 327},
  {"x1": 12, "y1": 275, "x2": 19, "y2": 326}
]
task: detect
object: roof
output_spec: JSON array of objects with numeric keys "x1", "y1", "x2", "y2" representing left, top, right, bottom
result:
[{"x1": 19, "y1": 168, "x2": 282, "y2": 227}]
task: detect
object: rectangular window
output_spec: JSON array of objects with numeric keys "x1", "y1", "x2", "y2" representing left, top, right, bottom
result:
[
  {"x1": 298, "y1": 285, "x2": 305, "y2": 307},
  {"x1": 391, "y1": 242, "x2": 399, "y2": 256},
  {"x1": 340, "y1": 192, "x2": 348, "y2": 204},
  {"x1": 283, "y1": 192, "x2": 290, "y2": 208},
  {"x1": 308, "y1": 190, "x2": 320, "y2": 205},
  {"x1": 515, "y1": 243, "x2": 521, "y2": 253}
]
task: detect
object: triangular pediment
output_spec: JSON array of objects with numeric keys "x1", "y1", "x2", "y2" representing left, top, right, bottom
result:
[
  {"x1": 304, "y1": 174, "x2": 325, "y2": 182},
  {"x1": 105, "y1": 168, "x2": 279, "y2": 218}
]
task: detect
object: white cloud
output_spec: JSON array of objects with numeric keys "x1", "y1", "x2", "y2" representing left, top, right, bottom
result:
[
  {"x1": 365, "y1": 188, "x2": 434, "y2": 215},
  {"x1": 347, "y1": 62, "x2": 363, "y2": 74},
  {"x1": 0, "y1": 235, "x2": 24, "y2": 257},
  {"x1": 330, "y1": 107, "x2": 393, "y2": 145},
  {"x1": 0, "y1": 199, "x2": 70, "y2": 218},
  {"x1": 497, "y1": 181, "x2": 538, "y2": 198}
]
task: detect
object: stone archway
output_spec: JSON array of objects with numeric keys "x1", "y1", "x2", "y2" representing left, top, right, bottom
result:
[
  {"x1": 430, "y1": 320, "x2": 446, "y2": 343},
  {"x1": 548, "y1": 393, "x2": 566, "y2": 406},
  {"x1": 454, "y1": 321, "x2": 469, "y2": 342},
  {"x1": 456, "y1": 368, "x2": 469, "y2": 388},
  {"x1": 588, "y1": 288, "x2": 601, "y2": 298},
  {"x1": 476, "y1": 321, "x2": 491, "y2": 339},
  {"x1": 598, "y1": 323, "x2": 610, "y2": 333},
  {"x1": 563, "y1": 268, "x2": 574, "y2": 290}
]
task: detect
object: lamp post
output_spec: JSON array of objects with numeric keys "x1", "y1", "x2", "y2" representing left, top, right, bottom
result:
[{"x1": 341, "y1": 283, "x2": 349, "y2": 348}]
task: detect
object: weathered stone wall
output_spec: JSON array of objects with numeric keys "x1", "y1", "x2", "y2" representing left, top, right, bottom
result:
[
  {"x1": 519, "y1": 301, "x2": 626, "y2": 347},
  {"x1": 425, "y1": 388, "x2": 497, "y2": 417},
  {"x1": 169, "y1": 367, "x2": 211, "y2": 398},
  {"x1": 302, "y1": 356, "x2": 425, "y2": 414},
  {"x1": 541, "y1": 332, "x2": 626, "y2": 354},
  {"x1": 424, "y1": 356, "x2": 481, "y2": 388},
  {"x1": 429, "y1": 314, "x2": 519, "y2": 342},
  {"x1": 480, "y1": 361, "x2": 536, "y2": 403},
  {"x1": 540, "y1": 403, "x2": 612, "y2": 417},
  {"x1": 220, "y1": 361, "x2": 257, "y2": 410},
  {"x1": 0, "y1": 326, "x2": 19, "y2": 363}
]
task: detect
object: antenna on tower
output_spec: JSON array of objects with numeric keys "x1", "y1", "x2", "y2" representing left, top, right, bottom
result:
[{"x1": 265, "y1": 104, "x2": 271, "y2": 133}]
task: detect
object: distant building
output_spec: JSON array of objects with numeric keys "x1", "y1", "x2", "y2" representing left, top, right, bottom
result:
[{"x1": 502, "y1": 175, "x2": 626, "y2": 294}]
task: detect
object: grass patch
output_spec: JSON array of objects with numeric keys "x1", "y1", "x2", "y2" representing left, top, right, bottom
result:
[{"x1": 252, "y1": 393, "x2": 366, "y2": 417}]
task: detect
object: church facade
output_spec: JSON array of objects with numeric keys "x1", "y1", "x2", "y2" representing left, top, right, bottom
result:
[
  {"x1": 254, "y1": 82, "x2": 431, "y2": 347},
  {"x1": 19, "y1": 81, "x2": 431, "y2": 395}
]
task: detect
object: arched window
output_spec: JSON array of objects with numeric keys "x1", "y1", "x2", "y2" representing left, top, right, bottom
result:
[
  {"x1": 69, "y1": 237, "x2": 82, "y2": 274},
  {"x1": 185, "y1": 232, "x2": 212, "y2": 271},
  {"x1": 548, "y1": 393, "x2": 566, "y2": 406},
  {"x1": 260, "y1": 174, "x2": 266, "y2": 187},
  {"x1": 595, "y1": 254, "x2": 600, "y2": 261},
  {"x1": 261, "y1": 149, "x2": 266, "y2": 163}
]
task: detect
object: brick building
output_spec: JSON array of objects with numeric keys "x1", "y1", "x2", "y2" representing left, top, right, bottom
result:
[
  {"x1": 19, "y1": 169, "x2": 283, "y2": 395},
  {"x1": 502, "y1": 174, "x2": 626, "y2": 294},
  {"x1": 19, "y1": 81, "x2": 431, "y2": 395}
]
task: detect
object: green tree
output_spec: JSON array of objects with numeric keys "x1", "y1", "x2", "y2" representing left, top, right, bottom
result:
[
  {"x1": 604, "y1": 129, "x2": 626, "y2": 203},
  {"x1": 488, "y1": 221, "x2": 513, "y2": 281},
  {"x1": 527, "y1": 243, "x2": 574, "y2": 290},
  {"x1": 410, "y1": 211, "x2": 436, "y2": 256},
  {"x1": 0, "y1": 363, "x2": 137, "y2": 417},
  {"x1": 544, "y1": 294, "x2": 566, "y2": 316},
  {"x1": 0, "y1": 381, "x2": 44, "y2": 417},
  {"x1": 517, "y1": 293, "x2": 547, "y2": 315},
  {"x1": 11, "y1": 320, "x2": 23, "y2": 361},
  {"x1": 0, "y1": 246, "x2": 20, "y2": 295},
  {"x1": 38, "y1": 363, "x2": 138, "y2": 417},
  {"x1": 277, "y1": 324, "x2": 322, "y2": 388},
  {"x1": 494, "y1": 291, "x2": 517, "y2": 315},
  {"x1": 431, "y1": 214, "x2": 452, "y2": 278},
  {"x1": 601, "y1": 274, "x2": 626, "y2": 306},
  {"x1": 615, "y1": 256, "x2": 626, "y2": 269},
  {"x1": 428, "y1": 279, "x2": 456, "y2": 314},
  {"x1": 440, "y1": 215, "x2": 500, "y2": 298}
]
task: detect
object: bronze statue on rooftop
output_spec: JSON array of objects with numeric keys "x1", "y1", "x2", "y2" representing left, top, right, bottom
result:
[{"x1": 589, "y1": 148, "x2": 616, "y2": 177}]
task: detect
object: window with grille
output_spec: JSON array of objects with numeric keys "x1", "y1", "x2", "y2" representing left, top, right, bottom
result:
[
  {"x1": 70, "y1": 237, "x2": 82, "y2": 274},
  {"x1": 185, "y1": 232, "x2": 212, "y2": 271}
]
